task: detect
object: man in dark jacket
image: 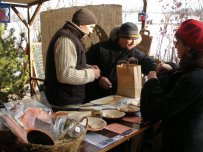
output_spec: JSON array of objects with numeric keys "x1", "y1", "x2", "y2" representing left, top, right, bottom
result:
[
  {"x1": 44, "y1": 8, "x2": 100, "y2": 111},
  {"x1": 85, "y1": 22, "x2": 157, "y2": 102}
]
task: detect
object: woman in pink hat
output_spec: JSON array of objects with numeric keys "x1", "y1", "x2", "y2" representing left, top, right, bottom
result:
[{"x1": 141, "y1": 19, "x2": 203, "y2": 152}]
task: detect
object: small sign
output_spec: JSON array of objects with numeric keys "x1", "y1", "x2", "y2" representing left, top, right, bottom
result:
[
  {"x1": 0, "y1": 4, "x2": 10, "y2": 23},
  {"x1": 138, "y1": 11, "x2": 147, "y2": 22}
]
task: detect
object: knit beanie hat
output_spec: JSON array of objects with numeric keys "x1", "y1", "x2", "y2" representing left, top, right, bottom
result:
[
  {"x1": 118, "y1": 22, "x2": 139, "y2": 38},
  {"x1": 72, "y1": 8, "x2": 97, "y2": 25},
  {"x1": 176, "y1": 19, "x2": 203, "y2": 51}
]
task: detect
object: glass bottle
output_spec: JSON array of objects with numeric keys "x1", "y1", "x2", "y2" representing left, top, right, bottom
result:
[{"x1": 53, "y1": 116, "x2": 86, "y2": 140}]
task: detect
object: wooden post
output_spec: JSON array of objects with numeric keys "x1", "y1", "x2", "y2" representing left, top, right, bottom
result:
[
  {"x1": 141, "y1": 0, "x2": 148, "y2": 30},
  {"x1": 7, "y1": 1, "x2": 45, "y2": 96}
]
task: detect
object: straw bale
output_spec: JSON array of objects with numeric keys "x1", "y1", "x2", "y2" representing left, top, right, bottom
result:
[{"x1": 40, "y1": 4, "x2": 122, "y2": 67}]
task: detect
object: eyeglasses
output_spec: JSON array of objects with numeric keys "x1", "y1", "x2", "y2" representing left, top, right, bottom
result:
[
  {"x1": 173, "y1": 39, "x2": 185, "y2": 46},
  {"x1": 173, "y1": 40, "x2": 178, "y2": 45}
]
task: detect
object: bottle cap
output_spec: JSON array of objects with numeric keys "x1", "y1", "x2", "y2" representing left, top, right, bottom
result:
[{"x1": 75, "y1": 126, "x2": 81, "y2": 133}]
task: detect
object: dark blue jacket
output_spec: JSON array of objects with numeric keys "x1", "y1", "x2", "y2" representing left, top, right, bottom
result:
[{"x1": 85, "y1": 39, "x2": 157, "y2": 102}]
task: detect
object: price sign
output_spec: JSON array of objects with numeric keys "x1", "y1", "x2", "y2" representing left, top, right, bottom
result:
[
  {"x1": 138, "y1": 11, "x2": 147, "y2": 22},
  {"x1": 0, "y1": 4, "x2": 10, "y2": 23}
]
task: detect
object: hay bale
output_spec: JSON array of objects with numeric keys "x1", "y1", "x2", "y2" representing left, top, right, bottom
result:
[{"x1": 40, "y1": 4, "x2": 122, "y2": 68}]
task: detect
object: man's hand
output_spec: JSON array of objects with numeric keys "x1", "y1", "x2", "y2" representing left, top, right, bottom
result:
[
  {"x1": 92, "y1": 65, "x2": 101, "y2": 79},
  {"x1": 99, "y1": 76, "x2": 112, "y2": 89}
]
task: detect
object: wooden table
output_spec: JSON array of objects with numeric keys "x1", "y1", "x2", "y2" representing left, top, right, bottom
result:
[
  {"x1": 0, "y1": 95, "x2": 155, "y2": 152},
  {"x1": 78, "y1": 107, "x2": 153, "y2": 152}
]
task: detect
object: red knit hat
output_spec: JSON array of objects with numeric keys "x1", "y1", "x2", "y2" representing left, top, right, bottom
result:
[{"x1": 176, "y1": 19, "x2": 203, "y2": 51}]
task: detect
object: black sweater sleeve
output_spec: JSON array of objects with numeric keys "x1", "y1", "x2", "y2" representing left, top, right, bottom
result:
[{"x1": 131, "y1": 48, "x2": 157, "y2": 75}]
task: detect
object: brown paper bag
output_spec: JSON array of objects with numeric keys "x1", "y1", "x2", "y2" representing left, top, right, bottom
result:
[
  {"x1": 117, "y1": 62, "x2": 142, "y2": 98},
  {"x1": 136, "y1": 29, "x2": 153, "y2": 55}
]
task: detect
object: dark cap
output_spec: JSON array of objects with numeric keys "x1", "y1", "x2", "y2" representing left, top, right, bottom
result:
[
  {"x1": 72, "y1": 8, "x2": 97, "y2": 25},
  {"x1": 119, "y1": 22, "x2": 139, "y2": 38}
]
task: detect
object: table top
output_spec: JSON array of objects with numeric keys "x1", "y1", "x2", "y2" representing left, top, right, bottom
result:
[
  {"x1": 78, "y1": 112, "x2": 151, "y2": 152},
  {"x1": 0, "y1": 95, "x2": 153, "y2": 152},
  {"x1": 77, "y1": 95, "x2": 151, "y2": 152}
]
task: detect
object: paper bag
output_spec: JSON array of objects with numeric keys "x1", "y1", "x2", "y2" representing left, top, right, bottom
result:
[
  {"x1": 136, "y1": 29, "x2": 153, "y2": 55},
  {"x1": 117, "y1": 62, "x2": 142, "y2": 98}
]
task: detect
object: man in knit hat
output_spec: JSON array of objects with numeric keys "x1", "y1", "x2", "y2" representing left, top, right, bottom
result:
[
  {"x1": 85, "y1": 22, "x2": 157, "y2": 102},
  {"x1": 141, "y1": 19, "x2": 203, "y2": 152},
  {"x1": 44, "y1": 8, "x2": 100, "y2": 111}
]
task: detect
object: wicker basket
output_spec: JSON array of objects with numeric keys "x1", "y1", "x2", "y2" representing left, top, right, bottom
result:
[
  {"x1": 17, "y1": 132, "x2": 85, "y2": 152},
  {"x1": 0, "y1": 127, "x2": 86, "y2": 152},
  {"x1": 0, "y1": 117, "x2": 88, "y2": 152}
]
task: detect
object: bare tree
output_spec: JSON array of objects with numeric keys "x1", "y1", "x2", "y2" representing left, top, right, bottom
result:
[{"x1": 152, "y1": 0, "x2": 203, "y2": 62}]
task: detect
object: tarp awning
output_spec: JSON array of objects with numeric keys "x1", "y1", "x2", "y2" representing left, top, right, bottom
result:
[{"x1": 1, "y1": 0, "x2": 51, "y2": 6}]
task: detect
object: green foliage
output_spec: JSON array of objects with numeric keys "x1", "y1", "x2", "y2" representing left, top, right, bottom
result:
[{"x1": 0, "y1": 25, "x2": 29, "y2": 103}]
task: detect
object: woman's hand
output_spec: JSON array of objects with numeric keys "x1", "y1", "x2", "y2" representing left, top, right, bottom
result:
[
  {"x1": 156, "y1": 62, "x2": 173, "y2": 75},
  {"x1": 147, "y1": 71, "x2": 157, "y2": 80}
]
